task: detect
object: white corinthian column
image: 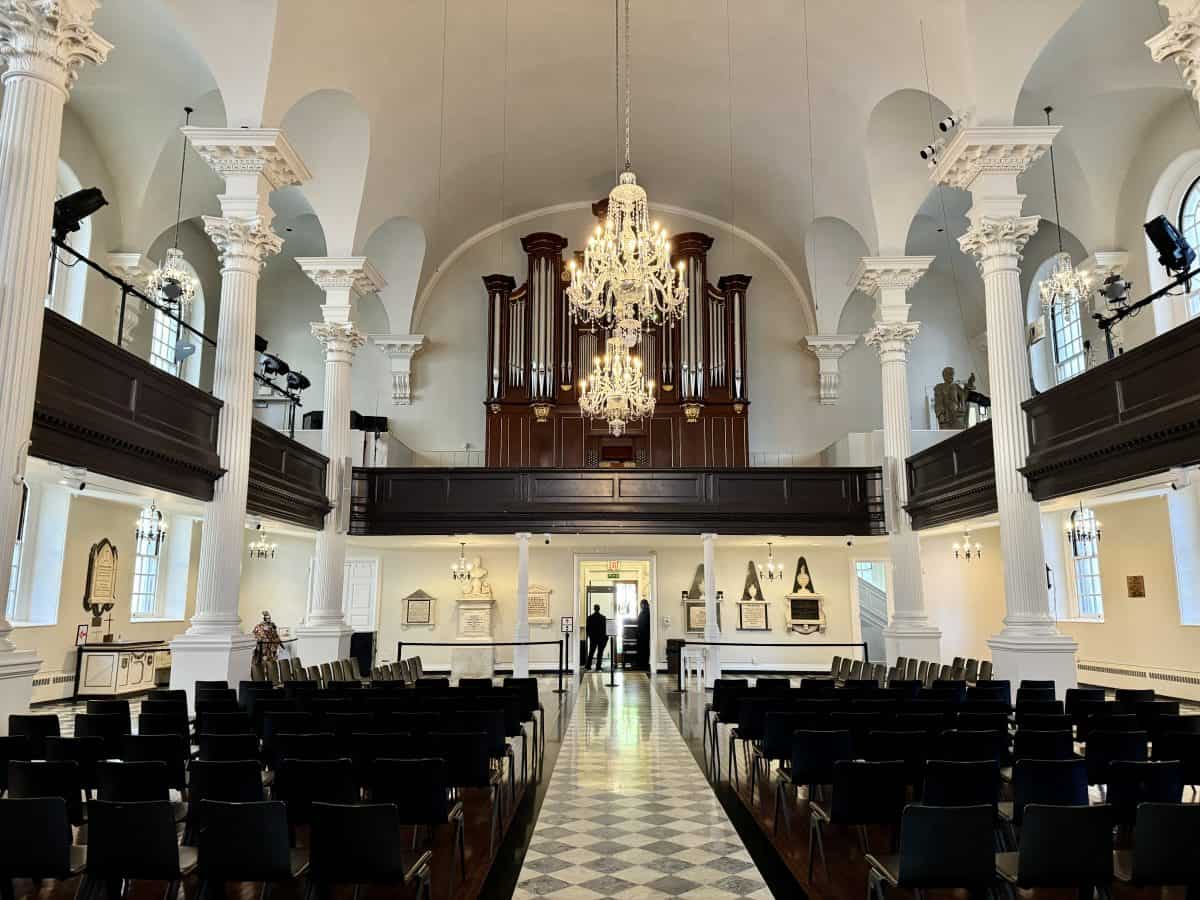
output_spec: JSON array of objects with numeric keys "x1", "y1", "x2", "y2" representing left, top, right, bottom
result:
[
  {"x1": 855, "y1": 256, "x2": 941, "y2": 666},
  {"x1": 294, "y1": 257, "x2": 385, "y2": 666},
  {"x1": 170, "y1": 129, "x2": 310, "y2": 703},
  {"x1": 931, "y1": 126, "x2": 1078, "y2": 696},
  {"x1": 0, "y1": 0, "x2": 109, "y2": 731}
]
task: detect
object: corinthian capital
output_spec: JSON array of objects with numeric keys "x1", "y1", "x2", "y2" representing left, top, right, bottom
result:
[
  {"x1": 1148, "y1": 2, "x2": 1200, "y2": 104},
  {"x1": 864, "y1": 321, "x2": 921, "y2": 361},
  {"x1": 202, "y1": 216, "x2": 283, "y2": 275},
  {"x1": 296, "y1": 257, "x2": 386, "y2": 297},
  {"x1": 311, "y1": 321, "x2": 367, "y2": 359},
  {"x1": 183, "y1": 128, "x2": 311, "y2": 191},
  {"x1": 851, "y1": 256, "x2": 935, "y2": 297},
  {"x1": 0, "y1": 0, "x2": 111, "y2": 93},
  {"x1": 930, "y1": 126, "x2": 1058, "y2": 191},
  {"x1": 958, "y1": 216, "x2": 1040, "y2": 267}
]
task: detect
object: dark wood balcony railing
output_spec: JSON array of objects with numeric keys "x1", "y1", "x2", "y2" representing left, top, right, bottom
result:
[
  {"x1": 247, "y1": 421, "x2": 331, "y2": 529},
  {"x1": 904, "y1": 421, "x2": 998, "y2": 530},
  {"x1": 1022, "y1": 314, "x2": 1200, "y2": 500},
  {"x1": 350, "y1": 466, "x2": 885, "y2": 536}
]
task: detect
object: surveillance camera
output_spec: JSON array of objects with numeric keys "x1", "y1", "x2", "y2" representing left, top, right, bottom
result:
[
  {"x1": 919, "y1": 144, "x2": 937, "y2": 161},
  {"x1": 845, "y1": 536, "x2": 855, "y2": 547},
  {"x1": 78, "y1": 481, "x2": 86, "y2": 492},
  {"x1": 937, "y1": 114, "x2": 959, "y2": 133},
  {"x1": 543, "y1": 533, "x2": 552, "y2": 545}
]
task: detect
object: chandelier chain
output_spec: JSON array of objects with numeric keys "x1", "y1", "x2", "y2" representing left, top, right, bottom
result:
[
  {"x1": 172, "y1": 106, "x2": 193, "y2": 251},
  {"x1": 1045, "y1": 106, "x2": 1065, "y2": 255},
  {"x1": 623, "y1": 0, "x2": 632, "y2": 170}
]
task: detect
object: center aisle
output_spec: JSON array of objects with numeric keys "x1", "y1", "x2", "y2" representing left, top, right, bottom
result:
[{"x1": 514, "y1": 674, "x2": 773, "y2": 899}]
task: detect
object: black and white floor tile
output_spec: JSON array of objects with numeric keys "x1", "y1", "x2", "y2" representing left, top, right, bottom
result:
[{"x1": 514, "y1": 674, "x2": 772, "y2": 899}]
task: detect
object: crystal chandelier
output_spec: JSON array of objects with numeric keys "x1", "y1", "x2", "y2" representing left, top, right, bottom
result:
[
  {"x1": 578, "y1": 336, "x2": 656, "y2": 436},
  {"x1": 565, "y1": 0, "x2": 687, "y2": 348},
  {"x1": 248, "y1": 525, "x2": 277, "y2": 561},
  {"x1": 757, "y1": 542, "x2": 784, "y2": 582},
  {"x1": 1065, "y1": 502, "x2": 1102, "y2": 558},
  {"x1": 1038, "y1": 107, "x2": 1090, "y2": 318},
  {"x1": 952, "y1": 530, "x2": 982, "y2": 561},
  {"x1": 147, "y1": 107, "x2": 198, "y2": 317},
  {"x1": 135, "y1": 500, "x2": 168, "y2": 557},
  {"x1": 450, "y1": 542, "x2": 473, "y2": 583}
]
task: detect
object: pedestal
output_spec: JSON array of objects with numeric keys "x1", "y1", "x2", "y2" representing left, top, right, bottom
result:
[
  {"x1": 883, "y1": 625, "x2": 943, "y2": 668},
  {"x1": 0, "y1": 651, "x2": 41, "y2": 734},
  {"x1": 987, "y1": 633, "x2": 1079, "y2": 700},
  {"x1": 294, "y1": 624, "x2": 351, "y2": 667},
  {"x1": 168, "y1": 632, "x2": 256, "y2": 708},
  {"x1": 452, "y1": 642, "x2": 496, "y2": 681}
]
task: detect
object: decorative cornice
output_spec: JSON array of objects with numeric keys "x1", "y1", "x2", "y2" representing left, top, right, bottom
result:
[
  {"x1": 1080, "y1": 250, "x2": 1129, "y2": 280},
  {"x1": 295, "y1": 257, "x2": 386, "y2": 297},
  {"x1": 1148, "y1": 2, "x2": 1200, "y2": 104},
  {"x1": 929, "y1": 126, "x2": 1059, "y2": 190},
  {"x1": 0, "y1": 0, "x2": 111, "y2": 94},
  {"x1": 311, "y1": 321, "x2": 367, "y2": 357},
  {"x1": 370, "y1": 334, "x2": 425, "y2": 406},
  {"x1": 864, "y1": 321, "x2": 921, "y2": 359},
  {"x1": 183, "y1": 127, "x2": 311, "y2": 190},
  {"x1": 803, "y1": 334, "x2": 858, "y2": 406},
  {"x1": 202, "y1": 216, "x2": 283, "y2": 274},
  {"x1": 958, "y1": 215, "x2": 1040, "y2": 267},
  {"x1": 850, "y1": 256, "x2": 935, "y2": 296}
]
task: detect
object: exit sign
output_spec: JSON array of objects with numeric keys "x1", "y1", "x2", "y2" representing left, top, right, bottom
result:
[{"x1": 606, "y1": 572, "x2": 621, "y2": 579}]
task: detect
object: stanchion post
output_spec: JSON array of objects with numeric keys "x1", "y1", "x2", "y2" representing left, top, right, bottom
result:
[
  {"x1": 678, "y1": 641, "x2": 686, "y2": 693},
  {"x1": 553, "y1": 640, "x2": 566, "y2": 694},
  {"x1": 397, "y1": 641, "x2": 404, "y2": 663},
  {"x1": 608, "y1": 637, "x2": 616, "y2": 687}
]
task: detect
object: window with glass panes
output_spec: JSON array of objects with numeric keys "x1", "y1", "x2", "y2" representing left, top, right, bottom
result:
[
  {"x1": 1069, "y1": 507, "x2": 1104, "y2": 619},
  {"x1": 5, "y1": 539, "x2": 20, "y2": 621},
  {"x1": 1050, "y1": 294, "x2": 1087, "y2": 383},
  {"x1": 149, "y1": 307, "x2": 180, "y2": 375},
  {"x1": 1179, "y1": 177, "x2": 1200, "y2": 319},
  {"x1": 131, "y1": 508, "x2": 163, "y2": 618}
]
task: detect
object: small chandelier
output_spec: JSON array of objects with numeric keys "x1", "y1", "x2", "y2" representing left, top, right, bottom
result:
[
  {"x1": 757, "y1": 542, "x2": 784, "y2": 582},
  {"x1": 450, "y1": 542, "x2": 473, "y2": 583},
  {"x1": 578, "y1": 336, "x2": 656, "y2": 436},
  {"x1": 147, "y1": 107, "x2": 198, "y2": 318},
  {"x1": 1065, "y1": 502, "x2": 1102, "y2": 558},
  {"x1": 248, "y1": 525, "x2": 277, "y2": 561},
  {"x1": 135, "y1": 500, "x2": 168, "y2": 557},
  {"x1": 565, "y1": 0, "x2": 687, "y2": 348},
  {"x1": 952, "y1": 531, "x2": 982, "y2": 561},
  {"x1": 1038, "y1": 107, "x2": 1090, "y2": 319}
]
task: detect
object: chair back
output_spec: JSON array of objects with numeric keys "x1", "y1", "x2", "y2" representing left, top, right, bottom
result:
[
  {"x1": 1130, "y1": 802, "x2": 1200, "y2": 886},
  {"x1": 310, "y1": 802, "x2": 411, "y2": 883},
  {"x1": 1115, "y1": 688, "x2": 1154, "y2": 705},
  {"x1": 1085, "y1": 730, "x2": 1149, "y2": 785},
  {"x1": 276, "y1": 758, "x2": 358, "y2": 826},
  {"x1": 8, "y1": 759, "x2": 84, "y2": 824},
  {"x1": 936, "y1": 729, "x2": 1006, "y2": 764},
  {"x1": 73, "y1": 713, "x2": 126, "y2": 757},
  {"x1": 140, "y1": 698, "x2": 186, "y2": 718},
  {"x1": 85, "y1": 699, "x2": 131, "y2": 734},
  {"x1": 199, "y1": 709, "x2": 249, "y2": 736},
  {"x1": 829, "y1": 760, "x2": 907, "y2": 825},
  {"x1": 1153, "y1": 731, "x2": 1200, "y2": 785},
  {"x1": 198, "y1": 800, "x2": 293, "y2": 882},
  {"x1": 1106, "y1": 760, "x2": 1184, "y2": 825},
  {"x1": 189, "y1": 759, "x2": 264, "y2": 806},
  {"x1": 829, "y1": 655, "x2": 842, "y2": 677},
  {"x1": 974, "y1": 679, "x2": 1011, "y2": 704},
  {"x1": 459, "y1": 677, "x2": 493, "y2": 690},
  {"x1": 197, "y1": 733, "x2": 260, "y2": 762},
  {"x1": 1011, "y1": 758, "x2": 1088, "y2": 828},
  {"x1": 137, "y1": 712, "x2": 189, "y2": 742},
  {"x1": 86, "y1": 800, "x2": 183, "y2": 880},
  {"x1": 915, "y1": 660, "x2": 929, "y2": 685},
  {"x1": 44, "y1": 736, "x2": 104, "y2": 791},
  {"x1": 7, "y1": 714, "x2": 60, "y2": 758},
  {"x1": 896, "y1": 803, "x2": 995, "y2": 889},
  {"x1": 1012, "y1": 729, "x2": 1074, "y2": 762},
  {"x1": 0, "y1": 796, "x2": 73, "y2": 878},
  {"x1": 370, "y1": 757, "x2": 451, "y2": 825},
  {"x1": 921, "y1": 760, "x2": 999, "y2": 810},
  {"x1": 97, "y1": 760, "x2": 169, "y2": 802},
  {"x1": 416, "y1": 677, "x2": 450, "y2": 689},
  {"x1": 963, "y1": 659, "x2": 979, "y2": 684},
  {"x1": 1016, "y1": 804, "x2": 1113, "y2": 888},
  {"x1": 978, "y1": 661, "x2": 993, "y2": 680},
  {"x1": 276, "y1": 733, "x2": 340, "y2": 762},
  {"x1": 865, "y1": 730, "x2": 929, "y2": 786},
  {"x1": 904, "y1": 659, "x2": 920, "y2": 681},
  {"x1": 122, "y1": 734, "x2": 187, "y2": 789},
  {"x1": 429, "y1": 731, "x2": 491, "y2": 788},
  {"x1": 1018, "y1": 713, "x2": 1072, "y2": 733},
  {"x1": 1019, "y1": 680, "x2": 1055, "y2": 691},
  {"x1": 0, "y1": 736, "x2": 31, "y2": 794}
]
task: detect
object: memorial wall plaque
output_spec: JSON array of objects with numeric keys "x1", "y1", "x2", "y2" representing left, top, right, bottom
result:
[
  {"x1": 403, "y1": 589, "x2": 435, "y2": 626},
  {"x1": 458, "y1": 605, "x2": 492, "y2": 638},
  {"x1": 738, "y1": 602, "x2": 769, "y2": 631},
  {"x1": 527, "y1": 584, "x2": 552, "y2": 624}
]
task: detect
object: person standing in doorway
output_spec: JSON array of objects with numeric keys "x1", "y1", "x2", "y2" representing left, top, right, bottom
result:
[
  {"x1": 586, "y1": 604, "x2": 608, "y2": 671},
  {"x1": 636, "y1": 599, "x2": 651, "y2": 671}
]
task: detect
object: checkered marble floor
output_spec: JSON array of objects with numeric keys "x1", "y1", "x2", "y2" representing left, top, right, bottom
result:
[{"x1": 515, "y1": 673, "x2": 772, "y2": 899}]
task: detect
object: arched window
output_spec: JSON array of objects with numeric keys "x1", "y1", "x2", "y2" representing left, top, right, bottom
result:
[
  {"x1": 1179, "y1": 177, "x2": 1200, "y2": 320},
  {"x1": 131, "y1": 507, "x2": 164, "y2": 619},
  {"x1": 1027, "y1": 256, "x2": 1086, "y2": 389},
  {"x1": 1064, "y1": 506, "x2": 1103, "y2": 620},
  {"x1": 148, "y1": 257, "x2": 204, "y2": 386}
]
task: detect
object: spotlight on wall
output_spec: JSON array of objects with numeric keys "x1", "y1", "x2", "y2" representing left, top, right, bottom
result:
[
  {"x1": 919, "y1": 144, "x2": 938, "y2": 161},
  {"x1": 938, "y1": 114, "x2": 960, "y2": 133},
  {"x1": 285, "y1": 371, "x2": 310, "y2": 391},
  {"x1": 261, "y1": 353, "x2": 290, "y2": 377},
  {"x1": 53, "y1": 187, "x2": 107, "y2": 241},
  {"x1": 1099, "y1": 273, "x2": 1131, "y2": 308},
  {"x1": 1145, "y1": 215, "x2": 1196, "y2": 276}
]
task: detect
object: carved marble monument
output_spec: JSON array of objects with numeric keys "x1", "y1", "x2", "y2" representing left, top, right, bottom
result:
[{"x1": 454, "y1": 556, "x2": 495, "y2": 679}]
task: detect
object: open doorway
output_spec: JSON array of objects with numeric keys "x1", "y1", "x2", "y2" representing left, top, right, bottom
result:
[
  {"x1": 573, "y1": 555, "x2": 656, "y2": 674},
  {"x1": 850, "y1": 559, "x2": 889, "y2": 665}
]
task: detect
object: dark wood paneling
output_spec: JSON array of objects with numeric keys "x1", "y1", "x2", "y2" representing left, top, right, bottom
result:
[
  {"x1": 904, "y1": 421, "x2": 998, "y2": 530},
  {"x1": 32, "y1": 309, "x2": 224, "y2": 500},
  {"x1": 247, "y1": 420, "x2": 331, "y2": 529},
  {"x1": 1021, "y1": 316, "x2": 1200, "y2": 500},
  {"x1": 350, "y1": 466, "x2": 885, "y2": 536}
]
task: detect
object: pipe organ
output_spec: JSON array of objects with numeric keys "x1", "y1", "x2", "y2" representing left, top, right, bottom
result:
[{"x1": 484, "y1": 226, "x2": 751, "y2": 468}]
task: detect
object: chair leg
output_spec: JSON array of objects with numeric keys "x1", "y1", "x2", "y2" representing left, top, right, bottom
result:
[
  {"x1": 456, "y1": 816, "x2": 467, "y2": 886},
  {"x1": 260, "y1": 883, "x2": 273, "y2": 900},
  {"x1": 163, "y1": 880, "x2": 180, "y2": 900},
  {"x1": 809, "y1": 818, "x2": 827, "y2": 881},
  {"x1": 748, "y1": 753, "x2": 758, "y2": 803}
]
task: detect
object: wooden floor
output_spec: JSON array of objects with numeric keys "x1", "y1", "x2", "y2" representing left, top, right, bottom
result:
[{"x1": 662, "y1": 679, "x2": 1196, "y2": 900}]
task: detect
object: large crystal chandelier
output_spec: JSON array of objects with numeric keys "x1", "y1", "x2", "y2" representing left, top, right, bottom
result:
[
  {"x1": 578, "y1": 336, "x2": 656, "y2": 436},
  {"x1": 147, "y1": 107, "x2": 198, "y2": 317},
  {"x1": 1038, "y1": 107, "x2": 1090, "y2": 318},
  {"x1": 565, "y1": 0, "x2": 687, "y2": 348}
]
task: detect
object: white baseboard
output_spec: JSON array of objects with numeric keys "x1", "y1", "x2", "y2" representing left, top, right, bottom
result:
[{"x1": 1077, "y1": 658, "x2": 1200, "y2": 702}]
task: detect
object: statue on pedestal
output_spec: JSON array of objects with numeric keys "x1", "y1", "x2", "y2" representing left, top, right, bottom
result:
[
  {"x1": 934, "y1": 366, "x2": 974, "y2": 430},
  {"x1": 461, "y1": 558, "x2": 493, "y2": 602}
]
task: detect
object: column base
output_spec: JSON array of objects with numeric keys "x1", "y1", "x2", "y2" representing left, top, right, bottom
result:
[
  {"x1": 704, "y1": 641, "x2": 722, "y2": 689},
  {"x1": 512, "y1": 640, "x2": 529, "y2": 679},
  {"x1": 0, "y1": 651, "x2": 41, "y2": 734},
  {"x1": 294, "y1": 623, "x2": 352, "y2": 669},
  {"x1": 169, "y1": 631, "x2": 255, "y2": 708},
  {"x1": 987, "y1": 631, "x2": 1079, "y2": 699},
  {"x1": 883, "y1": 623, "x2": 942, "y2": 669}
]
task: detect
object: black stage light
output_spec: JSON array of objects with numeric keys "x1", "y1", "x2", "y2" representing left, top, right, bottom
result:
[
  {"x1": 255, "y1": 335, "x2": 269, "y2": 354},
  {"x1": 286, "y1": 371, "x2": 310, "y2": 391},
  {"x1": 1145, "y1": 215, "x2": 1196, "y2": 274},
  {"x1": 53, "y1": 187, "x2": 107, "y2": 240},
  {"x1": 261, "y1": 353, "x2": 290, "y2": 377},
  {"x1": 1099, "y1": 273, "x2": 1131, "y2": 307}
]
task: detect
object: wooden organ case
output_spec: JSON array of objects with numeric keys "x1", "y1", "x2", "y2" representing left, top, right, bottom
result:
[{"x1": 483, "y1": 225, "x2": 751, "y2": 468}]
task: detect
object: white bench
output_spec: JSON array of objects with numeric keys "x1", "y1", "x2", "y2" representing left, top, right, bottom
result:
[{"x1": 681, "y1": 646, "x2": 707, "y2": 682}]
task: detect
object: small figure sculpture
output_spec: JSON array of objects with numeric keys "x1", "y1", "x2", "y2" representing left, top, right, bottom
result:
[
  {"x1": 252, "y1": 610, "x2": 282, "y2": 667},
  {"x1": 934, "y1": 366, "x2": 974, "y2": 430},
  {"x1": 463, "y1": 558, "x2": 494, "y2": 601}
]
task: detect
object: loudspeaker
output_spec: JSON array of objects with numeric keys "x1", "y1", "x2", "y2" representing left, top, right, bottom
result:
[
  {"x1": 361, "y1": 415, "x2": 388, "y2": 433},
  {"x1": 302, "y1": 411, "x2": 323, "y2": 430}
]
